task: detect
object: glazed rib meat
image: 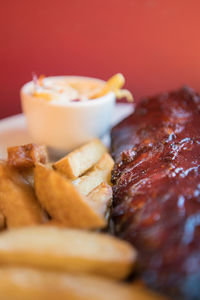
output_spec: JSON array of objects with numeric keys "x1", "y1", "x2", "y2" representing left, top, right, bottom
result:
[{"x1": 111, "y1": 87, "x2": 200, "y2": 300}]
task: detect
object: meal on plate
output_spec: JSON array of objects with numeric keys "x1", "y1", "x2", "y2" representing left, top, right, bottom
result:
[{"x1": 1, "y1": 83, "x2": 199, "y2": 300}]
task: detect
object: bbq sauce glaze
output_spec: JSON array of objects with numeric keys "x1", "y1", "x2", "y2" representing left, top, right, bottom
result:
[{"x1": 111, "y1": 87, "x2": 200, "y2": 300}]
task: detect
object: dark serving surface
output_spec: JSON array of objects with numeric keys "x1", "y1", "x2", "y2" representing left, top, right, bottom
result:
[{"x1": 111, "y1": 87, "x2": 200, "y2": 300}]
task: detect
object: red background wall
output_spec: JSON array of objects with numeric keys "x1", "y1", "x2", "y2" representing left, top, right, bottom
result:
[{"x1": 1, "y1": 0, "x2": 200, "y2": 119}]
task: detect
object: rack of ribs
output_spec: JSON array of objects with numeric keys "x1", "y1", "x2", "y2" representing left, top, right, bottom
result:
[{"x1": 111, "y1": 87, "x2": 200, "y2": 300}]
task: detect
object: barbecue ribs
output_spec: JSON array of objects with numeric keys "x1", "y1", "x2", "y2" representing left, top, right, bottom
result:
[{"x1": 111, "y1": 87, "x2": 200, "y2": 300}]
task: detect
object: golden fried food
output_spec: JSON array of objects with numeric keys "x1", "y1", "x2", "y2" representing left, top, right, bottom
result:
[
  {"x1": 53, "y1": 139, "x2": 107, "y2": 179},
  {"x1": 0, "y1": 162, "x2": 45, "y2": 228},
  {"x1": 89, "y1": 73, "x2": 133, "y2": 102},
  {"x1": 7, "y1": 144, "x2": 48, "y2": 169},
  {"x1": 0, "y1": 226, "x2": 136, "y2": 279},
  {"x1": 87, "y1": 182, "x2": 112, "y2": 218},
  {"x1": 19, "y1": 168, "x2": 34, "y2": 187},
  {"x1": 0, "y1": 267, "x2": 138, "y2": 300},
  {"x1": 115, "y1": 89, "x2": 134, "y2": 102},
  {"x1": 90, "y1": 73, "x2": 125, "y2": 99},
  {"x1": 34, "y1": 164, "x2": 106, "y2": 229},
  {"x1": 72, "y1": 153, "x2": 114, "y2": 195},
  {"x1": 0, "y1": 267, "x2": 168, "y2": 300}
]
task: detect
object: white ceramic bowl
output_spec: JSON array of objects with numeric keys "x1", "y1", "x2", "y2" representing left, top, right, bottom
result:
[{"x1": 20, "y1": 76, "x2": 116, "y2": 153}]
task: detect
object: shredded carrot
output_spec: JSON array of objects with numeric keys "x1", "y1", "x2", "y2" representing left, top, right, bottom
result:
[{"x1": 38, "y1": 75, "x2": 45, "y2": 86}]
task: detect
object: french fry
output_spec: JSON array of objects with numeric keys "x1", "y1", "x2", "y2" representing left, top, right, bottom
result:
[
  {"x1": 115, "y1": 89, "x2": 134, "y2": 102},
  {"x1": 0, "y1": 162, "x2": 45, "y2": 228},
  {"x1": 53, "y1": 139, "x2": 107, "y2": 179},
  {"x1": 0, "y1": 226, "x2": 136, "y2": 280},
  {"x1": 34, "y1": 164, "x2": 106, "y2": 229},
  {"x1": 7, "y1": 144, "x2": 48, "y2": 169},
  {"x1": 0, "y1": 267, "x2": 157, "y2": 300},
  {"x1": 19, "y1": 168, "x2": 34, "y2": 187},
  {"x1": 89, "y1": 73, "x2": 133, "y2": 102},
  {"x1": 90, "y1": 73, "x2": 125, "y2": 99},
  {"x1": 87, "y1": 182, "x2": 112, "y2": 218},
  {"x1": 72, "y1": 153, "x2": 114, "y2": 195},
  {"x1": 0, "y1": 267, "x2": 168, "y2": 300}
]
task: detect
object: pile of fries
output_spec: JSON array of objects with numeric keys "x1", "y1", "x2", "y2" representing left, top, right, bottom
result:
[{"x1": 0, "y1": 140, "x2": 166, "y2": 299}]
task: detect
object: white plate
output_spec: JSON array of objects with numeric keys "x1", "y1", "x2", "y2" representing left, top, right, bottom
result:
[{"x1": 0, "y1": 103, "x2": 134, "y2": 160}]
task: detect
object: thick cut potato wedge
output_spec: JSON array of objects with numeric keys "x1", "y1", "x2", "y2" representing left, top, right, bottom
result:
[
  {"x1": 19, "y1": 168, "x2": 34, "y2": 187},
  {"x1": 0, "y1": 162, "x2": 45, "y2": 228},
  {"x1": 7, "y1": 144, "x2": 48, "y2": 169},
  {"x1": 34, "y1": 164, "x2": 106, "y2": 229},
  {"x1": 53, "y1": 139, "x2": 107, "y2": 179},
  {"x1": 44, "y1": 181, "x2": 112, "y2": 227},
  {"x1": 0, "y1": 267, "x2": 168, "y2": 300},
  {"x1": 0, "y1": 268, "x2": 167, "y2": 300},
  {"x1": 0, "y1": 226, "x2": 136, "y2": 280},
  {"x1": 87, "y1": 182, "x2": 112, "y2": 217},
  {"x1": 72, "y1": 153, "x2": 114, "y2": 195}
]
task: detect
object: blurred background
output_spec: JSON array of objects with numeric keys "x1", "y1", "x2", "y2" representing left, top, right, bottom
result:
[{"x1": 1, "y1": 0, "x2": 200, "y2": 119}]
